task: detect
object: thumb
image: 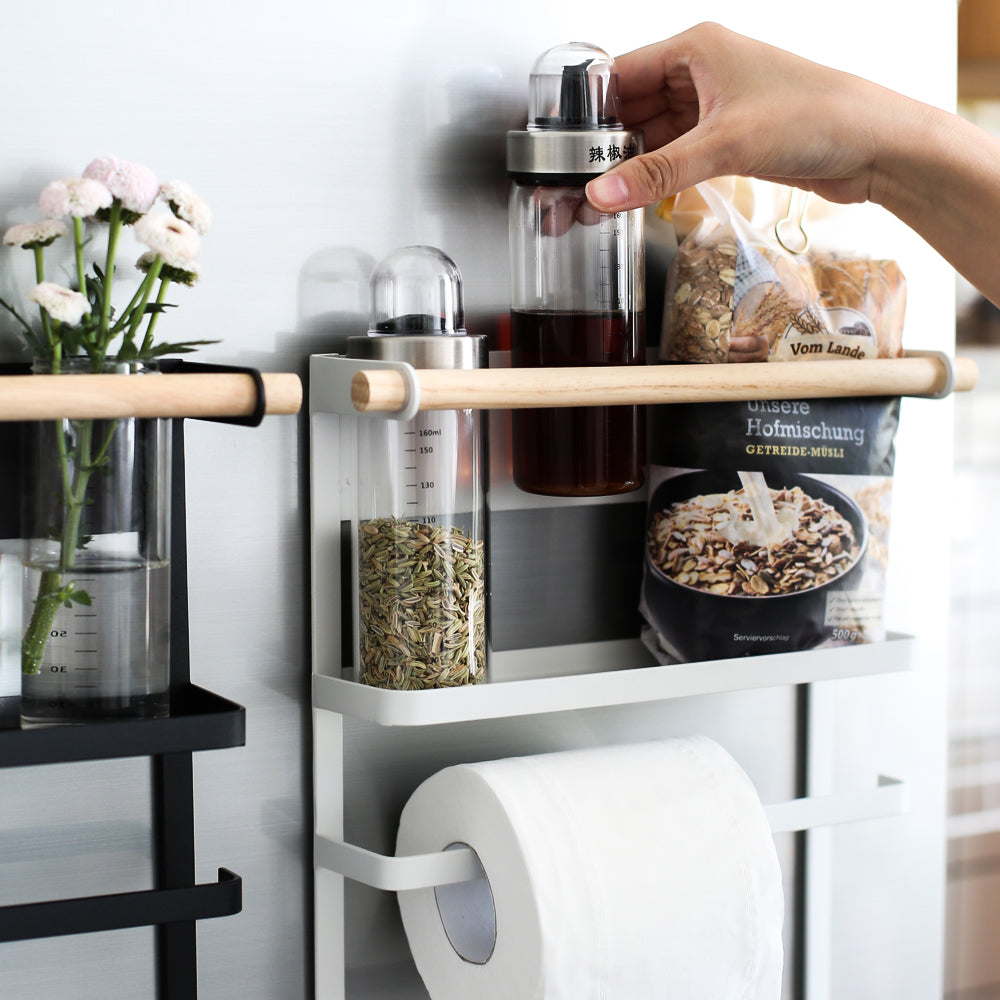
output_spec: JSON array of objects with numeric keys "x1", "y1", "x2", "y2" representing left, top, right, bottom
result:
[{"x1": 585, "y1": 134, "x2": 713, "y2": 212}]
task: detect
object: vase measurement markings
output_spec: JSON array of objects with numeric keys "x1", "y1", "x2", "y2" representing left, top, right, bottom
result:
[
  {"x1": 71, "y1": 577, "x2": 98, "y2": 657},
  {"x1": 68, "y1": 577, "x2": 99, "y2": 686},
  {"x1": 52, "y1": 577, "x2": 99, "y2": 689},
  {"x1": 22, "y1": 560, "x2": 170, "y2": 719},
  {"x1": 404, "y1": 425, "x2": 444, "y2": 510}
]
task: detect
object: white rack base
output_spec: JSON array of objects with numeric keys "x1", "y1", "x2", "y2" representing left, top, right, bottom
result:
[{"x1": 314, "y1": 633, "x2": 915, "y2": 727}]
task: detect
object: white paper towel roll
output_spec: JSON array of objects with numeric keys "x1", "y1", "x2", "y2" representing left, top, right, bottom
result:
[{"x1": 396, "y1": 737, "x2": 784, "y2": 1000}]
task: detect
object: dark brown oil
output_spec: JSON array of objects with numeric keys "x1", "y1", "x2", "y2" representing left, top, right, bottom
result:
[{"x1": 510, "y1": 309, "x2": 645, "y2": 496}]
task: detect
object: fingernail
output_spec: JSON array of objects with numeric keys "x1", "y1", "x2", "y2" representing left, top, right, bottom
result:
[{"x1": 586, "y1": 172, "x2": 629, "y2": 210}]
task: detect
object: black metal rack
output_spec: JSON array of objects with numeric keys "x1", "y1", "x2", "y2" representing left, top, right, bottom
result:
[{"x1": 0, "y1": 364, "x2": 252, "y2": 999}]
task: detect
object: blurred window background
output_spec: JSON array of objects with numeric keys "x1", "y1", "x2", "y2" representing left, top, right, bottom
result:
[{"x1": 945, "y1": 3, "x2": 1000, "y2": 996}]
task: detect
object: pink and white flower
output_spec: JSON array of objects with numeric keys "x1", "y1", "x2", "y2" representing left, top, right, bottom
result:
[
  {"x1": 133, "y1": 213, "x2": 200, "y2": 269},
  {"x1": 136, "y1": 249, "x2": 200, "y2": 286},
  {"x1": 2, "y1": 219, "x2": 70, "y2": 248},
  {"x1": 82, "y1": 156, "x2": 158, "y2": 214},
  {"x1": 28, "y1": 282, "x2": 91, "y2": 325},
  {"x1": 159, "y1": 180, "x2": 212, "y2": 235},
  {"x1": 39, "y1": 178, "x2": 113, "y2": 219}
]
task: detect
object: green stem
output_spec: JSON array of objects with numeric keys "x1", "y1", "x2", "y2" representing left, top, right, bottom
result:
[
  {"x1": 125, "y1": 258, "x2": 162, "y2": 345},
  {"x1": 110, "y1": 276, "x2": 156, "y2": 336},
  {"x1": 20, "y1": 570, "x2": 69, "y2": 676},
  {"x1": 89, "y1": 417, "x2": 120, "y2": 473},
  {"x1": 60, "y1": 419, "x2": 95, "y2": 571},
  {"x1": 32, "y1": 246, "x2": 53, "y2": 351},
  {"x1": 72, "y1": 217, "x2": 86, "y2": 295},
  {"x1": 50, "y1": 354, "x2": 74, "y2": 504},
  {"x1": 99, "y1": 201, "x2": 122, "y2": 345},
  {"x1": 140, "y1": 276, "x2": 171, "y2": 354}
]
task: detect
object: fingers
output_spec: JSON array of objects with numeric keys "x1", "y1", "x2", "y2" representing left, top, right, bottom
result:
[
  {"x1": 585, "y1": 24, "x2": 745, "y2": 212},
  {"x1": 620, "y1": 97, "x2": 701, "y2": 151},
  {"x1": 586, "y1": 129, "x2": 724, "y2": 212},
  {"x1": 585, "y1": 154, "x2": 676, "y2": 212},
  {"x1": 540, "y1": 193, "x2": 580, "y2": 237},
  {"x1": 727, "y1": 335, "x2": 770, "y2": 364},
  {"x1": 613, "y1": 34, "x2": 704, "y2": 145},
  {"x1": 613, "y1": 23, "x2": 732, "y2": 100},
  {"x1": 535, "y1": 187, "x2": 604, "y2": 237},
  {"x1": 612, "y1": 38, "x2": 691, "y2": 100}
]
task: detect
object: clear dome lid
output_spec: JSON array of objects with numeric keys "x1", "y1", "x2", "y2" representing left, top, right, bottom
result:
[
  {"x1": 527, "y1": 42, "x2": 622, "y2": 131},
  {"x1": 368, "y1": 245, "x2": 465, "y2": 336}
]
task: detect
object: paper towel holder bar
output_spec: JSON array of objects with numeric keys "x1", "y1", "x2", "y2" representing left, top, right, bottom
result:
[{"x1": 314, "y1": 774, "x2": 906, "y2": 891}]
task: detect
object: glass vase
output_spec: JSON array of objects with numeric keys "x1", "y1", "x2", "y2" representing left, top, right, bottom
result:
[{"x1": 20, "y1": 359, "x2": 171, "y2": 724}]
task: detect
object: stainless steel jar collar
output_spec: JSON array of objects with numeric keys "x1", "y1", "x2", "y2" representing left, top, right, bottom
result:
[
  {"x1": 506, "y1": 128, "x2": 644, "y2": 179},
  {"x1": 346, "y1": 334, "x2": 486, "y2": 372}
]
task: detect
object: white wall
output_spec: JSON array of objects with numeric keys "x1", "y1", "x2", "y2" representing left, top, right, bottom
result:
[{"x1": 0, "y1": 1, "x2": 957, "y2": 997}]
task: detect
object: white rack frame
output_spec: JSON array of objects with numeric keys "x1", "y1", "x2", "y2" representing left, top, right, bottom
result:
[
  {"x1": 310, "y1": 353, "x2": 919, "y2": 1000},
  {"x1": 315, "y1": 773, "x2": 907, "y2": 894},
  {"x1": 313, "y1": 634, "x2": 915, "y2": 727}
]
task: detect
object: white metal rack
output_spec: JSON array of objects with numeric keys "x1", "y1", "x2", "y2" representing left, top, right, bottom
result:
[
  {"x1": 313, "y1": 634, "x2": 915, "y2": 727},
  {"x1": 308, "y1": 351, "x2": 962, "y2": 1000},
  {"x1": 314, "y1": 773, "x2": 908, "y2": 896}
]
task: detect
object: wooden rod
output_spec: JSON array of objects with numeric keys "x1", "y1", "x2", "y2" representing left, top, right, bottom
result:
[
  {"x1": 0, "y1": 372, "x2": 302, "y2": 421},
  {"x1": 350, "y1": 355, "x2": 978, "y2": 413}
]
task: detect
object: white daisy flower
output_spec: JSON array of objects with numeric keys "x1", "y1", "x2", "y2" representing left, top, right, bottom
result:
[
  {"x1": 82, "y1": 155, "x2": 159, "y2": 214},
  {"x1": 133, "y1": 213, "x2": 200, "y2": 269},
  {"x1": 28, "y1": 282, "x2": 91, "y2": 325},
  {"x1": 159, "y1": 180, "x2": 212, "y2": 235},
  {"x1": 39, "y1": 178, "x2": 113, "y2": 219},
  {"x1": 136, "y1": 249, "x2": 200, "y2": 287},
  {"x1": 2, "y1": 219, "x2": 70, "y2": 249}
]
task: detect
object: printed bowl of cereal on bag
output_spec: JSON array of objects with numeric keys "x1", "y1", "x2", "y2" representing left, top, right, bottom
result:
[{"x1": 641, "y1": 470, "x2": 869, "y2": 662}]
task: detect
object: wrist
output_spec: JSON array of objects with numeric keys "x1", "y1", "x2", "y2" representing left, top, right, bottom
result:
[
  {"x1": 868, "y1": 97, "x2": 944, "y2": 216},
  {"x1": 868, "y1": 96, "x2": 1000, "y2": 302}
]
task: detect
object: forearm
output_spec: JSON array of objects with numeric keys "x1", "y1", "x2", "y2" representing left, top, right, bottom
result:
[
  {"x1": 872, "y1": 98, "x2": 1000, "y2": 305},
  {"x1": 592, "y1": 22, "x2": 1000, "y2": 304}
]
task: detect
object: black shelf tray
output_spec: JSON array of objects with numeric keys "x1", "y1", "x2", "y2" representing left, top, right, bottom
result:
[
  {"x1": 0, "y1": 684, "x2": 246, "y2": 768},
  {"x1": 0, "y1": 868, "x2": 243, "y2": 943},
  {"x1": 0, "y1": 387, "x2": 257, "y2": 997}
]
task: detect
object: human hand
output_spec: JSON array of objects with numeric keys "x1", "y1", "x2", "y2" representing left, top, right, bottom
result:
[
  {"x1": 534, "y1": 186, "x2": 603, "y2": 237},
  {"x1": 727, "y1": 334, "x2": 770, "y2": 364},
  {"x1": 586, "y1": 23, "x2": 902, "y2": 214}
]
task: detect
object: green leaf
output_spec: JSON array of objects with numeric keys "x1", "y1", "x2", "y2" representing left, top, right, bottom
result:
[
  {"x1": 143, "y1": 339, "x2": 220, "y2": 359},
  {"x1": 22, "y1": 329, "x2": 46, "y2": 356},
  {"x1": 69, "y1": 590, "x2": 92, "y2": 606},
  {"x1": 59, "y1": 325, "x2": 86, "y2": 356},
  {"x1": 0, "y1": 294, "x2": 34, "y2": 335}
]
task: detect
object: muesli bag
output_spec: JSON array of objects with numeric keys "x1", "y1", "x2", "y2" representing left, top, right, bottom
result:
[
  {"x1": 660, "y1": 180, "x2": 906, "y2": 364},
  {"x1": 643, "y1": 180, "x2": 904, "y2": 663},
  {"x1": 640, "y1": 396, "x2": 899, "y2": 663}
]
